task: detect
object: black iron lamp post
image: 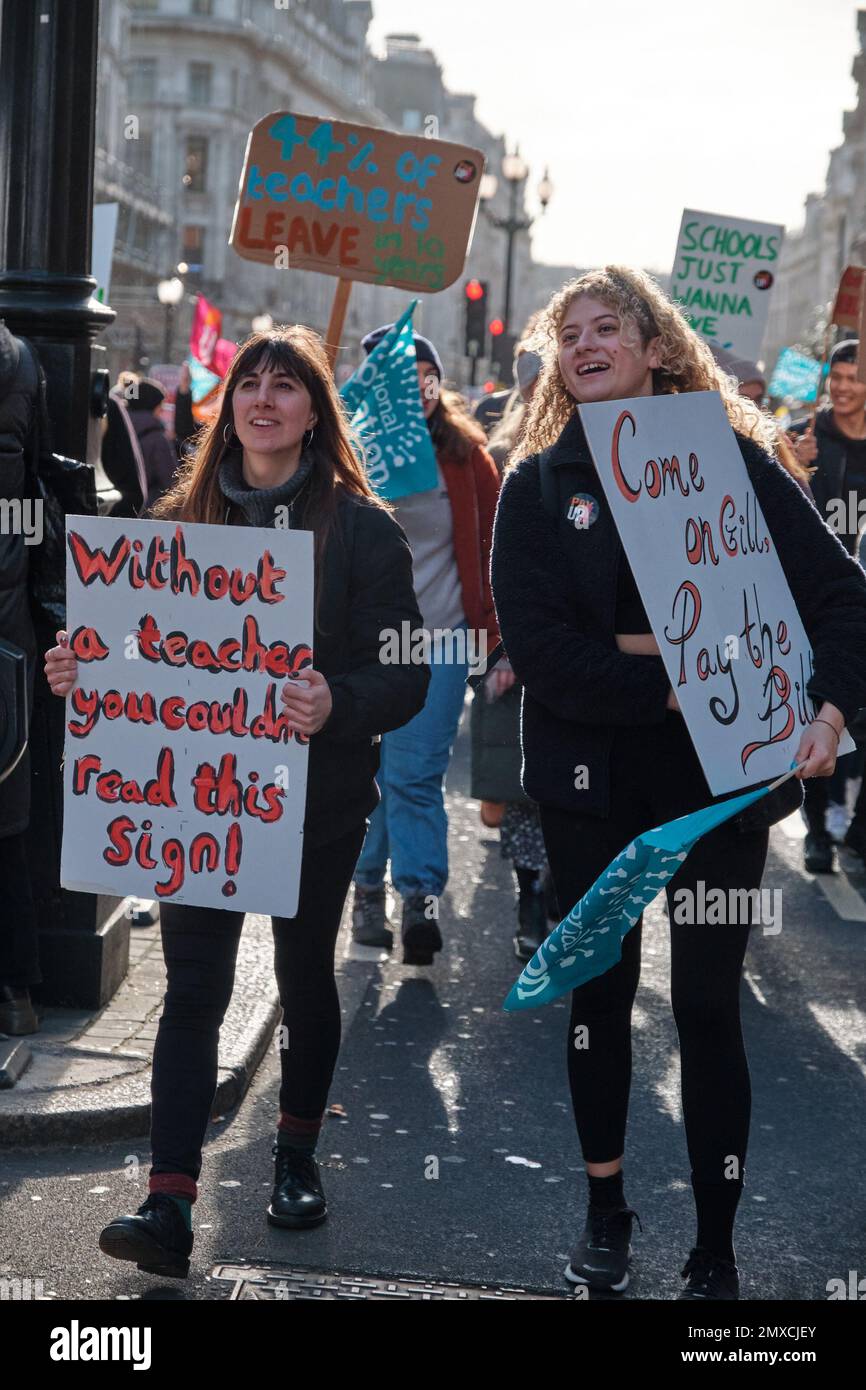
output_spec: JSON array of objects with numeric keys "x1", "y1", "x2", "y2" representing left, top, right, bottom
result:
[
  {"x1": 0, "y1": 0, "x2": 129, "y2": 1007},
  {"x1": 480, "y1": 151, "x2": 554, "y2": 375}
]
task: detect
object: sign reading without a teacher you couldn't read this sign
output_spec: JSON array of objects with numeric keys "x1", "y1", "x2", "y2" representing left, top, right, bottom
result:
[
  {"x1": 230, "y1": 111, "x2": 484, "y2": 292},
  {"x1": 671, "y1": 209, "x2": 784, "y2": 361},
  {"x1": 60, "y1": 516, "x2": 314, "y2": 917}
]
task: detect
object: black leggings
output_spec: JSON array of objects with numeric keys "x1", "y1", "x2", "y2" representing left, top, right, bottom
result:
[
  {"x1": 150, "y1": 822, "x2": 366, "y2": 1182},
  {"x1": 540, "y1": 713, "x2": 769, "y2": 1186}
]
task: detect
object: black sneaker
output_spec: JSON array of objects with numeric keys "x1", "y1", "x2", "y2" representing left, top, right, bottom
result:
[
  {"x1": 351, "y1": 885, "x2": 393, "y2": 948},
  {"x1": 514, "y1": 886, "x2": 548, "y2": 962},
  {"x1": 564, "y1": 1204, "x2": 642, "y2": 1292},
  {"x1": 401, "y1": 892, "x2": 442, "y2": 965},
  {"x1": 804, "y1": 829, "x2": 836, "y2": 874},
  {"x1": 267, "y1": 1145, "x2": 327, "y2": 1228},
  {"x1": 98, "y1": 1193, "x2": 193, "y2": 1279},
  {"x1": 678, "y1": 1246, "x2": 739, "y2": 1300},
  {"x1": 843, "y1": 818, "x2": 866, "y2": 863}
]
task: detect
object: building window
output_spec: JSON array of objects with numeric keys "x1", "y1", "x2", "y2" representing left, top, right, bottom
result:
[
  {"x1": 183, "y1": 136, "x2": 208, "y2": 193},
  {"x1": 402, "y1": 110, "x2": 422, "y2": 133},
  {"x1": 130, "y1": 0, "x2": 159, "y2": 9},
  {"x1": 191, "y1": 0, "x2": 213, "y2": 12},
  {"x1": 128, "y1": 130, "x2": 154, "y2": 177},
  {"x1": 128, "y1": 58, "x2": 157, "y2": 103},
  {"x1": 182, "y1": 225, "x2": 206, "y2": 278},
  {"x1": 188, "y1": 62, "x2": 212, "y2": 106}
]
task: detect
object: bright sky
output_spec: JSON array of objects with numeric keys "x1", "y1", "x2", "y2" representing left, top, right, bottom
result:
[{"x1": 368, "y1": 0, "x2": 861, "y2": 272}]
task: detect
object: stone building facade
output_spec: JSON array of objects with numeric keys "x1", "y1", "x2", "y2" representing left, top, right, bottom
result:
[
  {"x1": 764, "y1": 9, "x2": 866, "y2": 371},
  {"x1": 95, "y1": 1, "x2": 565, "y2": 384}
]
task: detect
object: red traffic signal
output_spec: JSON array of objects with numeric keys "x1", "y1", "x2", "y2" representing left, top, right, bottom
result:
[
  {"x1": 489, "y1": 318, "x2": 504, "y2": 336},
  {"x1": 465, "y1": 279, "x2": 484, "y2": 301}
]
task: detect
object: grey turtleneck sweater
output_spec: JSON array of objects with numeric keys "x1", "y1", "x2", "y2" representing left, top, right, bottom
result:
[{"x1": 218, "y1": 448, "x2": 314, "y2": 527}]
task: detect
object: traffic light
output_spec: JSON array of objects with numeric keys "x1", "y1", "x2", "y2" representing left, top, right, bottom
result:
[
  {"x1": 489, "y1": 318, "x2": 504, "y2": 337},
  {"x1": 464, "y1": 279, "x2": 488, "y2": 358}
]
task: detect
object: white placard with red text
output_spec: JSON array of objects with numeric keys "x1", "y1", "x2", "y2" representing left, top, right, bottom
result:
[
  {"x1": 578, "y1": 391, "x2": 852, "y2": 795},
  {"x1": 60, "y1": 515, "x2": 313, "y2": 915}
]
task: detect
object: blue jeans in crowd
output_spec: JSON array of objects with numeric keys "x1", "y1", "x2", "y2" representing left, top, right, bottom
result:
[{"x1": 354, "y1": 629, "x2": 469, "y2": 898}]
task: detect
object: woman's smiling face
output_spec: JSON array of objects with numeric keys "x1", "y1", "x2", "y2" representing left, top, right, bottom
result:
[
  {"x1": 231, "y1": 363, "x2": 316, "y2": 453},
  {"x1": 557, "y1": 295, "x2": 660, "y2": 404}
]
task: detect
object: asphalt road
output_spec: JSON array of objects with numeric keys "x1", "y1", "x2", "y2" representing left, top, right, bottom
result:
[{"x1": 2, "y1": 704, "x2": 866, "y2": 1304}]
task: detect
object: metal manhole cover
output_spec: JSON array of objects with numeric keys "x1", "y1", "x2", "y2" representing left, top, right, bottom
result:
[{"x1": 211, "y1": 1264, "x2": 570, "y2": 1300}]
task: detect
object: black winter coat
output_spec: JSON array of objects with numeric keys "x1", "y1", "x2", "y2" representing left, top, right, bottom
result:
[
  {"x1": 491, "y1": 410, "x2": 866, "y2": 819},
  {"x1": 0, "y1": 322, "x2": 39, "y2": 835},
  {"x1": 227, "y1": 485, "x2": 431, "y2": 849},
  {"x1": 127, "y1": 408, "x2": 177, "y2": 506},
  {"x1": 790, "y1": 407, "x2": 859, "y2": 555}
]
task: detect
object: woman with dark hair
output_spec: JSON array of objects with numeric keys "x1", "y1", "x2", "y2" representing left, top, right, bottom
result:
[
  {"x1": 45, "y1": 325, "x2": 429, "y2": 1279},
  {"x1": 349, "y1": 325, "x2": 501, "y2": 962},
  {"x1": 491, "y1": 267, "x2": 866, "y2": 1300}
]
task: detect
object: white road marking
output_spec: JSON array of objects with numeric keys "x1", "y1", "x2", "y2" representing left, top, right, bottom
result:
[
  {"x1": 744, "y1": 971, "x2": 769, "y2": 1007},
  {"x1": 814, "y1": 874, "x2": 866, "y2": 922}
]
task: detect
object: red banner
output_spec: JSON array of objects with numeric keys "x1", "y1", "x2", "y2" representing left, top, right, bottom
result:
[{"x1": 190, "y1": 295, "x2": 222, "y2": 368}]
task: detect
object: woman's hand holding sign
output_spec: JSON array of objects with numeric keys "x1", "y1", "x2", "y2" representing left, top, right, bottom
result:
[
  {"x1": 45, "y1": 630, "x2": 78, "y2": 697},
  {"x1": 280, "y1": 668, "x2": 333, "y2": 738},
  {"x1": 793, "y1": 702, "x2": 845, "y2": 779}
]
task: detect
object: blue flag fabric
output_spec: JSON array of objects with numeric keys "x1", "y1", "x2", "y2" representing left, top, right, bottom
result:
[
  {"x1": 340, "y1": 300, "x2": 439, "y2": 502},
  {"x1": 504, "y1": 769, "x2": 798, "y2": 1012}
]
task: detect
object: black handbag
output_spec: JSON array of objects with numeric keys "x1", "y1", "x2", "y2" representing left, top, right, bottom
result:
[
  {"x1": 729, "y1": 772, "x2": 804, "y2": 834},
  {"x1": 19, "y1": 339, "x2": 97, "y2": 632}
]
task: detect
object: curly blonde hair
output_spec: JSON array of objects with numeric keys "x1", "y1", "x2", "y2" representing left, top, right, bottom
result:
[{"x1": 516, "y1": 265, "x2": 782, "y2": 466}]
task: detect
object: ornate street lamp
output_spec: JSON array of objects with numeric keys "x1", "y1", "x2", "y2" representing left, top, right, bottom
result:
[
  {"x1": 157, "y1": 275, "x2": 185, "y2": 363},
  {"x1": 480, "y1": 150, "x2": 554, "y2": 352}
]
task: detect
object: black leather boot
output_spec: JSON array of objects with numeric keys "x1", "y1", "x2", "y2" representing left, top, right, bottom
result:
[
  {"x1": 267, "y1": 1144, "x2": 327, "y2": 1228},
  {"x1": 401, "y1": 892, "x2": 442, "y2": 965},
  {"x1": 514, "y1": 885, "x2": 548, "y2": 961},
  {"x1": 0, "y1": 985, "x2": 39, "y2": 1036},
  {"x1": 99, "y1": 1193, "x2": 193, "y2": 1279}
]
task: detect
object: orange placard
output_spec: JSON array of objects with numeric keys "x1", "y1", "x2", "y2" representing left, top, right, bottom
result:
[
  {"x1": 230, "y1": 111, "x2": 484, "y2": 293},
  {"x1": 831, "y1": 265, "x2": 865, "y2": 329}
]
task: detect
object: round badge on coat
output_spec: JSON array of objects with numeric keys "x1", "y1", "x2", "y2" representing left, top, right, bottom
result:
[{"x1": 566, "y1": 493, "x2": 600, "y2": 529}]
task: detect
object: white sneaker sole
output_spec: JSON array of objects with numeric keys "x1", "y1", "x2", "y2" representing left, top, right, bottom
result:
[{"x1": 564, "y1": 1245, "x2": 632, "y2": 1293}]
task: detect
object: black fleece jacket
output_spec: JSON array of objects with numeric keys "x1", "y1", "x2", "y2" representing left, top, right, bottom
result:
[
  {"x1": 491, "y1": 410, "x2": 866, "y2": 818},
  {"x1": 221, "y1": 473, "x2": 431, "y2": 849}
]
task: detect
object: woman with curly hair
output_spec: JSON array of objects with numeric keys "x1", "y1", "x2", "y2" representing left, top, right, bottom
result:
[
  {"x1": 491, "y1": 267, "x2": 866, "y2": 1299},
  {"x1": 350, "y1": 325, "x2": 500, "y2": 964}
]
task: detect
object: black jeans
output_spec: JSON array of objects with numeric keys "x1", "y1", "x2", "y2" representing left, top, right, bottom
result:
[
  {"x1": 150, "y1": 821, "x2": 366, "y2": 1182},
  {"x1": 540, "y1": 713, "x2": 769, "y2": 1186},
  {"x1": 804, "y1": 744, "x2": 866, "y2": 829},
  {"x1": 0, "y1": 831, "x2": 41, "y2": 988}
]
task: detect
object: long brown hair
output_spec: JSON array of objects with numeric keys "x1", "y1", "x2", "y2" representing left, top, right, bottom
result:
[
  {"x1": 516, "y1": 266, "x2": 789, "y2": 468},
  {"x1": 428, "y1": 386, "x2": 487, "y2": 462},
  {"x1": 153, "y1": 326, "x2": 385, "y2": 570}
]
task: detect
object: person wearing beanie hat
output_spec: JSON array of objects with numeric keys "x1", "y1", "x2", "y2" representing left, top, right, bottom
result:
[
  {"x1": 789, "y1": 336, "x2": 866, "y2": 872},
  {"x1": 126, "y1": 375, "x2": 179, "y2": 507},
  {"x1": 361, "y1": 323, "x2": 444, "y2": 381},
  {"x1": 708, "y1": 343, "x2": 766, "y2": 403},
  {"x1": 351, "y1": 322, "x2": 502, "y2": 964}
]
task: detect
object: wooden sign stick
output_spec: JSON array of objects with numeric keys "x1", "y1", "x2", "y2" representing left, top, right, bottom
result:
[{"x1": 325, "y1": 278, "x2": 353, "y2": 371}]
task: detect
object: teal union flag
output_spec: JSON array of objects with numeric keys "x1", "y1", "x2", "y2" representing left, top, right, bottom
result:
[
  {"x1": 340, "y1": 300, "x2": 438, "y2": 502},
  {"x1": 504, "y1": 765, "x2": 801, "y2": 1012}
]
